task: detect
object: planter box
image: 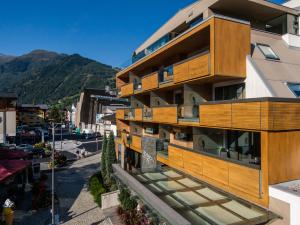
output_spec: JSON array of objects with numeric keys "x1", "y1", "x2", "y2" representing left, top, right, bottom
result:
[{"x1": 101, "y1": 190, "x2": 120, "y2": 210}]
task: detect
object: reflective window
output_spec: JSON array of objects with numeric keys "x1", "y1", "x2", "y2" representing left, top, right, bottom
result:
[
  {"x1": 257, "y1": 43, "x2": 280, "y2": 60},
  {"x1": 287, "y1": 83, "x2": 300, "y2": 97}
]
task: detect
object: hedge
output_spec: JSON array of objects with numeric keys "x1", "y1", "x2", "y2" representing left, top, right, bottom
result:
[{"x1": 88, "y1": 172, "x2": 106, "y2": 207}]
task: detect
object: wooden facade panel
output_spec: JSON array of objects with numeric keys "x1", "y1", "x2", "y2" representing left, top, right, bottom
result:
[
  {"x1": 131, "y1": 135, "x2": 142, "y2": 153},
  {"x1": 152, "y1": 106, "x2": 177, "y2": 124},
  {"x1": 173, "y1": 61, "x2": 189, "y2": 83},
  {"x1": 182, "y1": 150, "x2": 203, "y2": 177},
  {"x1": 121, "y1": 83, "x2": 134, "y2": 97},
  {"x1": 174, "y1": 54, "x2": 210, "y2": 84},
  {"x1": 116, "y1": 77, "x2": 126, "y2": 90},
  {"x1": 202, "y1": 155, "x2": 229, "y2": 186},
  {"x1": 116, "y1": 109, "x2": 125, "y2": 120},
  {"x1": 269, "y1": 102, "x2": 300, "y2": 130},
  {"x1": 199, "y1": 103, "x2": 231, "y2": 127},
  {"x1": 134, "y1": 108, "x2": 143, "y2": 121},
  {"x1": 267, "y1": 131, "x2": 300, "y2": 184},
  {"x1": 168, "y1": 145, "x2": 184, "y2": 169},
  {"x1": 231, "y1": 102, "x2": 261, "y2": 130},
  {"x1": 189, "y1": 54, "x2": 210, "y2": 80},
  {"x1": 142, "y1": 72, "x2": 158, "y2": 92},
  {"x1": 228, "y1": 163, "x2": 260, "y2": 198},
  {"x1": 157, "y1": 154, "x2": 169, "y2": 165},
  {"x1": 214, "y1": 18, "x2": 250, "y2": 77}
]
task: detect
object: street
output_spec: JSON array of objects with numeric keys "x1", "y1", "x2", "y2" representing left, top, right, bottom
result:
[
  {"x1": 11, "y1": 133, "x2": 113, "y2": 225},
  {"x1": 14, "y1": 153, "x2": 113, "y2": 225}
]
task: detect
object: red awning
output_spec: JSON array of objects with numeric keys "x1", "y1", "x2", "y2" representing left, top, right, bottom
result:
[
  {"x1": 0, "y1": 149, "x2": 28, "y2": 160},
  {"x1": 0, "y1": 160, "x2": 31, "y2": 182}
]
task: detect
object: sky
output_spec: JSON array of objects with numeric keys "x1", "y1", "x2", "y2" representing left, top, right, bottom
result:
[{"x1": 0, "y1": 0, "x2": 286, "y2": 67}]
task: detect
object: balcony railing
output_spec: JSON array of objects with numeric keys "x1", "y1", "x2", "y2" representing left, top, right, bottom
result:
[
  {"x1": 120, "y1": 83, "x2": 134, "y2": 97},
  {"x1": 199, "y1": 98, "x2": 300, "y2": 131},
  {"x1": 124, "y1": 108, "x2": 135, "y2": 120},
  {"x1": 173, "y1": 52, "x2": 210, "y2": 84},
  {"x1": 143, "y1": 108, "x2": 153, "y2": 120},
  {"x1": 159, "y1": 65, "x2": 174, "y2": 84},
  {"x1": 141, "y1": 72, "x2": 158, "y2": 92}
]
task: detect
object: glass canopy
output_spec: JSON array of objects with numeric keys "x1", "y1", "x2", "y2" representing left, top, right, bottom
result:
[{"x1": 132, "y1": 167, "x2": 277, "y2": 225}]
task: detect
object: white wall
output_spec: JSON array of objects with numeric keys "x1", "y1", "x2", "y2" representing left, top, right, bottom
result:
[
  {"x1": 282, "y1": 33, "x2": 300, "y2": 48},
  {"x1": 0, "y1": 111, "x2": 16, "y2": 143},
  {"x1": 245, "y1": 56, "x2": 273, "y2": 98}
]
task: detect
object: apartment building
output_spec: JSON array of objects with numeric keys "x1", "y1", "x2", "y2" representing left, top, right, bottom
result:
[
  {"x1": 17, "y1": 104, "x2": 48, "y2": 127},
  {"x1": 75, "y1": 87, "x2": 128, "y2": 133},
  {"x1": 114, "y1": 0, "x2": 300, "y2": 224}
]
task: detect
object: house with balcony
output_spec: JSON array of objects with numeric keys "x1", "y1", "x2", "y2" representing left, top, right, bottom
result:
[{"x1": 114, "y1": 0, "x2": 300, "y2": 224}]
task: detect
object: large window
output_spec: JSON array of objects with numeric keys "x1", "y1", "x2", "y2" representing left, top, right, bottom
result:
[
  {"x1": 194, "y1": 128, "x2": 261, "y2": 166},
  {"x1": 215, "y1": 83, "x2": 245, "y2": 101},
  {"x1": 257, "y1": 43, "x2": 280, "y2": 60},
  {"x1": 287, "y1": 83, "x2": 300, "y2": 97}
]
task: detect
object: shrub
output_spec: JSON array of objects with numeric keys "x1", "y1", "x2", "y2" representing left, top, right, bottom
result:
[
  {"x1": 34, "y1": 142, "x2": 45, "y2": 148},
  {"x1": 88, "y1": 172, "x2": 106, "y2": 207},
  {"x1": 118, "y1": 187, "x2": 137, "y2": 211}
]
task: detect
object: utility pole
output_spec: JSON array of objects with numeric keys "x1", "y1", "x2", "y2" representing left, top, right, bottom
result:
[{"x1": 51, "y1": 123, "x2": 55, "y2": 225}]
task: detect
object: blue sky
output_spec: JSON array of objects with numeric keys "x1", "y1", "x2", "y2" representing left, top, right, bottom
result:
[{"x1": 0, "y1": 0, "x2": 285, "y2": 67}]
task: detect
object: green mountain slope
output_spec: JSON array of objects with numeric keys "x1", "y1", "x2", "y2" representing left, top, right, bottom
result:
[{"x1": 0, "y1": 50, "x2": 117, "y2": 104}]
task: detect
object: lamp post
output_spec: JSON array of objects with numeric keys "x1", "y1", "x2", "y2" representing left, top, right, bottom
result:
[{"x1": 51, "y1": 122, "x2": 56, "y2": 225}]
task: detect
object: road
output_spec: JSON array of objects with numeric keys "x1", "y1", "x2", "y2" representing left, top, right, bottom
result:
[
  {"x1": 54, "y1": 137, "x2": 103, "y2": 160},
  {"x1": 14, "y1": 154, "x2": 112, "y2": 225}
]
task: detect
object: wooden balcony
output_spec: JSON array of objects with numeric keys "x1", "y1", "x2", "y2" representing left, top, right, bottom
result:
[
  {"x1": 117, "y1": 15, "x2": 250, "y2": 81},
  {"x1": 199, "y1": 98, "x2": 300, "y2": 131},
  {"x1": 152, "y1": 106, "x2": 177, "y2": 124},
  {"x1": 141, "y1": 72, "x2": 158, "y2": 92},
  {"x1": 158, "y1": 144, "x2": 265, "y2": 206},
  {"x1": 116, "y1": 109, "x2": 125, "y2": 120},
  {"x1": 120, "y1": 83, "x2": 134, "y2": 97},
  {"x1": 173, "y1": 53, "x2": 210, "y2": 83},
  {"x1": 134, "y1": 108, "x2": 143, "y2": 121}
]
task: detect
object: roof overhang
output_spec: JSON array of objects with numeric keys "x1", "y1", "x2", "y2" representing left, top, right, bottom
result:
[{"x1": 210, "y1": 0, "x2": 299, "y2": 22}]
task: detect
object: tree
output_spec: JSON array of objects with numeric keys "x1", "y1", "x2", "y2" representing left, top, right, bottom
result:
[
  {"x1": 101, "y1": 134, "x2": 108, "y2": 179},
  {"x1": 48, "y1": 106, "x2": 63, "y2": 123},
  {"x1": 105, "y1": 132, "x2": 117, "y2": 182}
]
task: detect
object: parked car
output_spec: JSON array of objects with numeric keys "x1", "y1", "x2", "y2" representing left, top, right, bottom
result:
[
  {"x1": 16, "y1": 144, "x2": 34, "y2": 152},
  {"x1": 83, "y1": 132, "x2": 96, "y2": 140}
]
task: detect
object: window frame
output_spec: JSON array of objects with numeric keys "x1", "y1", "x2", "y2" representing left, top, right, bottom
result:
[
  {"x1": 287, "y1": 82, "x2": 300, "y2": 98},
  {"x1": 256, "y1": 43, "x2": 280, "y2": 61}
]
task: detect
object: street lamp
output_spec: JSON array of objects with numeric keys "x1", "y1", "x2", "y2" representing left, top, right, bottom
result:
[{"x1": 49, "y1": 121, "x2": 61, "y2": 225}]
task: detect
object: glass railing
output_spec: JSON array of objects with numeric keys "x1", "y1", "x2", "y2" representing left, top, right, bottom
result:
[
  {"x1": 178, "y1": 104, "x2": 199, "y2": 121},
  {"x1": 143, "y1": 108, "x2": 153, "y2": 120},
  {"x1": 159, "y1": 65, "x2": 174, "y2": 84},
  {"x1": 157, "y1": 139, "x2": 169, "y2": 157},
  {"x1": 124, "y1": 108, "x2": 135, "y2": 120}
]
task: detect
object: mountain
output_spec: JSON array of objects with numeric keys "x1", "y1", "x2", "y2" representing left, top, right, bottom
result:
[
  {"x1": 0, "y1": 53, "x2": 16, "y2": 64},
  {"x1": 0, "y1": 50, "x2": 117, "y2": 105}
]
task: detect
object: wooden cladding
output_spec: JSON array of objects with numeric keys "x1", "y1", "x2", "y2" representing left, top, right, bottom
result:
[
  {"x1": 120, "y1": 83, "x2": 134, "y2": 97},
  {"x1": 117, "y1": 16, "x2": 250, "y2": 79},
  {"x1": 199, "y1": 100, "x2": 300, "y2": 131},
  {"x1": 212, "y1": 18, "x2": 250, "y2": 77},
  {"x1": 152, "y1": 106, "x2": 177, "y2": 124},
  {"x1": 173, "y1": 53, "x2": 210, "y2": 83},
  {"x1": 163, "y1": 145, "x2": 265, "y2": 206},
  {"x1": 131, "y1": 135, "x2": 142, "y2": 153},
  {"x1": 134, "y1": 108, "x2": 143, "y2": 121},
  {"x1": 142, "y1": 72, "x2": 158, "y2": 92},
  {"x1": 116, "y1": 109, "x2": 125, "y2": 120}
]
